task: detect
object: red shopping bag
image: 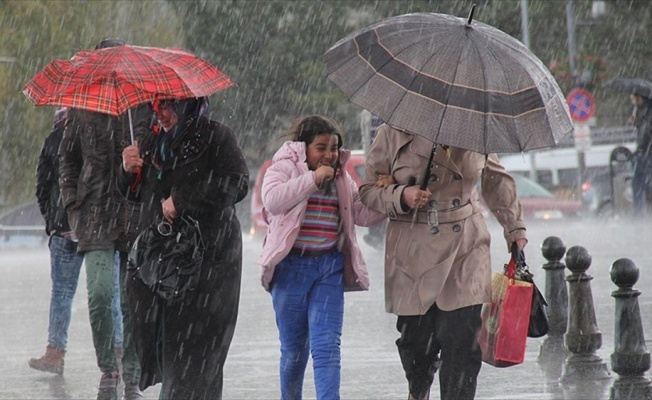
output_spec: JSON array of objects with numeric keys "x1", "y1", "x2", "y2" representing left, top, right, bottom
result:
[{"x1": 478, "y1": 258, "x2": 534, "y2": 367}]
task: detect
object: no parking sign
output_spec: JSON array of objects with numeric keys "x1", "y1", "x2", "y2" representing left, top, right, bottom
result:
[{"x1": 566, "y1": 88, "x2": 595, "y2": 122}]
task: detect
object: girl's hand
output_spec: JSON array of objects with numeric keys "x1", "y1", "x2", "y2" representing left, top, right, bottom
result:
[
  {"x1": 161, "y1": 197, "x2": 177, "y2": 222},
  {"x1": 402, "y1": 185, "x2": 432, "y2": 209},
  {"x1": 122, "y1": 142, "x2": 143, "y2": 172},
  {"x1": 314, "y1": 165, "x2": 335, "y2": 186},
  {"x1": 375, "y1": 174, "x2": 395, "y2": 188}
]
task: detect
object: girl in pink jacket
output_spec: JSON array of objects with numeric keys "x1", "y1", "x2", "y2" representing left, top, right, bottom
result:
[{"x1": 256, "y1": 115, "x2": 385, "y2": 400}]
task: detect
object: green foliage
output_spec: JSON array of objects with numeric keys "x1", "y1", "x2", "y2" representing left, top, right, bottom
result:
[
  {"x1": 3, "y1": 0, "x2": 652, "y2": 209},
  {"x1": 0, "y1": 0, "x2": 184, "y2": 208},
  {"x1": 171, "y1": 0, "x2": 360, "y2": 160}
]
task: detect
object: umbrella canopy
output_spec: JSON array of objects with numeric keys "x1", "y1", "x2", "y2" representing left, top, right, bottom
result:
[
  {"x1": 22, "y1": 45, "x2": 234, "y2": 117},
  {"x1": 324, "y1": 12, "x2": 573, "y2": 154},
  {"x1": 603, "y1": 77, "x2": 652, "y2": 99}
]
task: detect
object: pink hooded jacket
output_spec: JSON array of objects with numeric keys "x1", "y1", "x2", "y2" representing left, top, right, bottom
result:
[{"x1": 256, "y1": 141, "x2": 386, "y2": 292}]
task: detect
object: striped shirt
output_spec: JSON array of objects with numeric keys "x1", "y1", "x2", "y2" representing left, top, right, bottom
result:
[{"x1": 292, "y1": 184, "x2": 340, "y2": 255}]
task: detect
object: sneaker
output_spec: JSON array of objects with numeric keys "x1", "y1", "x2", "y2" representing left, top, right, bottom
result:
[
  {"x1": 97, "y1": 371, "x2": 119, "y2": 400},
  {"x1": 122, "y1": 383, "x2": 144, "y2": 400}
]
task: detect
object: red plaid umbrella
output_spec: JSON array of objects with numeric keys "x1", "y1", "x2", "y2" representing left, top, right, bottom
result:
[{"x1": 22, "y1": 45, "x2": 234, "y2": 117}]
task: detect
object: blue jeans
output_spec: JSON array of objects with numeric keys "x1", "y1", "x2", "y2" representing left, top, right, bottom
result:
[
  {"x1": 271, "y1": 251, "x2": 345, "y2": 400},
  {"x1": 47, "y1": 235, "x2": 84, "y2": 349},
  {"x1": 632, "y1": 154, "x2": 652, "y2": 215},
  {"x1": 112, "y1": 251, "x2": 123, "y2": 348}
]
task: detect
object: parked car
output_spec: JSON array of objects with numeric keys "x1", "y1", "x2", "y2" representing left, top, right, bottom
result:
[
  {"x1": 249, "y1": 150, "x2": 367, "y2": 236},
  {"x1": 582, "y1": 171, "x2": 634, "y2": 217},
  {"x1": 487, "y1": 174, "x2": 583, "y2": 221}
]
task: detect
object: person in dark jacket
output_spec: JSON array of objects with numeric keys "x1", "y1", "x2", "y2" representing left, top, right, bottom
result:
[
  {"x1": 629, "y1": 93, "x2": 652, "y2": 215},
  {"x1": 58, "y1": 38, "x2": 152, "y2": 400},
  {"x1": 119, "y1": 97, "x2": 249, "y2": 399},
  {"x1": 29, "y1": 107, "x2": 85, "y2": 375}
]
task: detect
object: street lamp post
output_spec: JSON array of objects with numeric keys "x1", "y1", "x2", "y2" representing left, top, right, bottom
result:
[
  {"x1": 521, "y1": 0, "x2": 539, "y2": 183},
  {"x1": 565, "y1": 0, "x2": 588, "y2": 204}
]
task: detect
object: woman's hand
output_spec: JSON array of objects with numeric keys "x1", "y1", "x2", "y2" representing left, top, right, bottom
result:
[
  {"x1": 122, "y1": 142, "x2": 143, "y2": 173},
  {"x1": 402, "y1": 185, "x2": 432, "y2": 210},
  {"x1": 513, "y1": 238, "x2": 528, "y2": 252},
  {"x1": 161, "y1": 197, "x2": 177, "y2": 222}
]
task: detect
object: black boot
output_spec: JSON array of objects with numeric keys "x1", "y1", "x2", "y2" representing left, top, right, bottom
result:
[{"x1": 397, "y1": 338, "x2": 439, "y2": 400}]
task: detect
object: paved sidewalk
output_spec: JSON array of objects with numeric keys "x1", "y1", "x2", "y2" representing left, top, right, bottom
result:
[{"x1": 1, "y1": 218, "x2": 651, "y2": 399}]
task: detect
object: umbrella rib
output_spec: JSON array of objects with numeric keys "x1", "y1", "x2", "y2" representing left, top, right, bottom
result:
[
  {"x1": 485, "y1": 37, "x2": 548, "y2": 153},
  {"x1": 472, "y1": 34, "x2": 496, "y2": 154},
  {"x1": 345, "y1": 28, "x2": 454, "y2": 122},
  {"x1": 472, "y1": 29, "x2": 534, "y2": 153},
  {"x1": 469, "y1": 38, "x2": 488, "y2": 154},
  {"x1": 344, "y1": 29, "x2": 401, "y2": 113},
  {"x1": 342, "y1": 23, "x2": 458, "y2": 109},
  {"x1": 380, "y1": 32, "x2": 452, "y2": 129},
  {"x1": 429, "y1": 31, "x2": 467, "y2": 147}
]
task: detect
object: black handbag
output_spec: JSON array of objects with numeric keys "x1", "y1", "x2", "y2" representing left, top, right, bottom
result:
[
  {"x1": 510, "y1": 243, "x2": 550, "y2": 338},
  {"x1": 128, "y1": 216, "x2": 204, "y2": 302}
]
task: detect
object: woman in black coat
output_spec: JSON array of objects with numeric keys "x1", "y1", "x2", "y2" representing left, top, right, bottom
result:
[{"x1": 119, "y1": 97, "x2": 249, "y2": 399}]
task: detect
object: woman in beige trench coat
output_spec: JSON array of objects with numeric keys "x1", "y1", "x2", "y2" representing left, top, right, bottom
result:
[{"x1": 359, "y1": 124, "x2": 528, "y2": 400}]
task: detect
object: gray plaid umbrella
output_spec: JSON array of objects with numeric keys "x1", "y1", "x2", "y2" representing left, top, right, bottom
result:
[
  {"x1": 324, "y1": 11, "x2": 573, "y2": 155},
  {"x1": 603, "y1": 77, "x2": 652, "y2": 99}
]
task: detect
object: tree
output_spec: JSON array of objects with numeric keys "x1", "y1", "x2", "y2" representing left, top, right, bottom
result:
[
  {"x1": 3, "y1": 0, "x2": 652, "y2": 208},
  {"x1": 0, "y1": 0, "x2": 184, "y2": 208},
  {"x1": 172, "y1": 0, "x2": 368, "y2": 162}
]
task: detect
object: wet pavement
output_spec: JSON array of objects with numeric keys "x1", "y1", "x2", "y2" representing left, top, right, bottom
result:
[{"x1": 1, "y1": 216, "x2": 651, "y2": 399}]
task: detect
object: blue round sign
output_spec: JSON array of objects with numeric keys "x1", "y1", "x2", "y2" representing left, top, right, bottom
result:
[{"x1": 566, "y1": 88, "x2": 595, "y2": 122}]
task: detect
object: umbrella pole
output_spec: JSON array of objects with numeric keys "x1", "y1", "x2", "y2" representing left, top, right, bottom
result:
[
  {"x1": 127, "y1": 108, "x2": 135, "y2": 143},
  {"x1": 410, "y1": 144, "x2": 438, "y2": 228},
  {"x1": 420, "y1": 145, "x2": 437, "y2": 189}
]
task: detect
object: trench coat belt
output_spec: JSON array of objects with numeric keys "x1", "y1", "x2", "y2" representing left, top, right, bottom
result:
[{"x1": 391, "y1": 201, "x2": 476, "y2": 225}]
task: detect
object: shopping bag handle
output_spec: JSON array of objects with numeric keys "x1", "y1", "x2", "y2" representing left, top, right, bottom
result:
[
  {"x1": 507, "y1": 242, "x2": 526, "y2": 279},
  {"x1": 510, "y1": 242, "x2": 526, "y2": 264},
  {"x1": 506, "y1": 258, "x2": 516, "y2": 279}
]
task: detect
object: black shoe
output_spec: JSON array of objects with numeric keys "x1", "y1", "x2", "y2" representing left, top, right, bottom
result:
[
  {"x1": 122, "y1": 383, "x2": 144, "y2": 400},
  {"x1": 96, "y1": 371, "x2": 119, "y2": 400}
]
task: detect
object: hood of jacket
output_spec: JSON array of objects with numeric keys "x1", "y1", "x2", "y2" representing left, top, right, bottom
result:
[{"x1": 272, "y1": 140, "x2": 352, "y2": 171}]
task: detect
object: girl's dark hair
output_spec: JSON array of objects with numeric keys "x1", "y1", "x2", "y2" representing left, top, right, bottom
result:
[{"x1": 289, "y1": 115, "x2": 344, "y2": 149}]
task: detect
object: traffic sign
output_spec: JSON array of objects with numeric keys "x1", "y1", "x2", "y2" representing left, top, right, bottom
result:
[
  {"x1": 566, "y1": 88, "x2": 595, "y2": 122},
  {"x1": 573, "y1": 123, "x2": 592, "y2": 152}
]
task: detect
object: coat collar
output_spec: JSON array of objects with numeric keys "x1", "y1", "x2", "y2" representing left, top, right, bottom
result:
[{"x1": 389, "y1": 125, "x2": 462, "y2": 175}]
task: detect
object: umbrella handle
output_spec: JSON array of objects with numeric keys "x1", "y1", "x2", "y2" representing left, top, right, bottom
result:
[
  {"x1": 128, "y1": 108, "x2": 135, "y2": 143},
  {"x1": 130, "y1": 167, "x2": 142, "y2": 193},
  {"x1": 420, "y1": 145, "x2": 438, "y2": 190}
]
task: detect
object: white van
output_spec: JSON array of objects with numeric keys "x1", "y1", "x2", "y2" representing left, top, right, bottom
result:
[{"x1": 498, "y1": 126, "x2": 636, "y2": 189}]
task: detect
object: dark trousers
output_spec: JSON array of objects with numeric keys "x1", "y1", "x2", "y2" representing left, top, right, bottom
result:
[
  {"x1": 632, "y1": 154, "x2": 652, "y2": 215},
  {"x1": 396, "y1": 303, "x2": 483, "y2": 400}
]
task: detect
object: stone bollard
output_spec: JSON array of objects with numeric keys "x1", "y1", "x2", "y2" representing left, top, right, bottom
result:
[
  {"x1": 541, "y1": 236, "x2": 568, "y2": 335},
  {"x1": 538, "y1": 236, "x2": 568, "y2": 383},
  {"x1": 609, "y1": 258, "x2": 652, "y2": 400},
  {"x1": 560, "y1": 245, "x2": 610, "y2": 387}
]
